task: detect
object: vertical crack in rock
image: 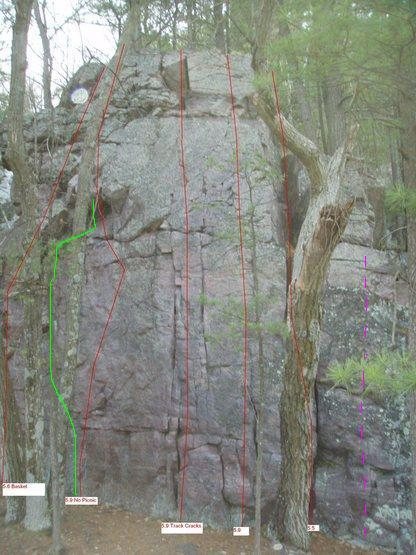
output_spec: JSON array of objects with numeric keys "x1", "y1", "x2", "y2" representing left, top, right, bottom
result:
[
  {"x1": 199, "y1": 232, "x2": 209, "y2": 414},
  {"x1": 164, "y1": 417, "x2": 178, "y2": 512},
  {"x1": 174, "y1": 416, "x2": 181, "y2": 509},
  {"x1": 219, "y1": 451, "x2": 232, "y2": 528},
  {"x1": 173, "y1": 237, "x2": 185, "y2": 511},
  {"x1": 251, "y1": 390, "x2": 259, "y2": 461},
  {"x1": 0, "y1": 50, "x2": 410, "y2": 551},
  {"x1": 171, "y1": 237, "x2": 180, "y2": 509}
]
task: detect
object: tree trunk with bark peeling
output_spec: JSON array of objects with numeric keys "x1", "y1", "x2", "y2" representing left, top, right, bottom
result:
[{"x1": 254, "y1": 92, "x2": 356, "y2": 550}]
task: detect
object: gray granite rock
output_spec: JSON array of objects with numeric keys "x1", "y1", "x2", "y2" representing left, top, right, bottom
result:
[{"x1": 0, "y1": 50, "x2": 411, "y2": 553}]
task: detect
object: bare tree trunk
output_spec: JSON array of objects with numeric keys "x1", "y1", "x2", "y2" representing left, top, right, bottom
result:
[
  {"x1": 22, "y1": 263, "x2": 50, "y2": 531},
  {"x1": 224, "y1": 0, "x2": 230, "y2": 53},
  {"x1": 251, "y1": 0, "x2": 275, "y2": 73},
  {"x1": 317, "y1": 82, "x2": 328, "y2": 154},
  {"x1": 254, "y1": 93, "x2": 355, "y2": 550},
  {"x1": 49, "y1": 397, "x2": 63, "y2": 555},
  {"x1": 246, "y1": 183, "x2": 266, "y2": 555},
  {"x1": 33, "y1": 0, "x2": 53, "y2": 111},
  {"x1": 213, "y1": 1, "x2": 225, "y2": 51},
  {"x1": 388, "y1": 125, "x2": 399, "y2": 185},
  {"x1": 3, "y1": 0, "x2": 51, "y2": 531},
  {"x1": 128, "y1": 0, "x2": 142, "y2": 50},
  {"x1": 276, "y1": 200, "x2": 353, "y2": 550},
  {"x1": 295, "y1": 81, "x2": 316, "y2": 143},
  {"x1": 186, "y1": 0, "x2": 196, "y2": 48},
  {"x1": 277, "y1": 16, "x2": 316, "y2": 143},
  {"x1": 0, "y1": 326, "x2": 25, "y2": 524},
  {"x1": 321, "y1": 75, "x2": 346, "y2": 155},
  {"x1": 4, "y1": 0, "x2": 34, "y2": 208},
  {"x1": 172, "y1": 0, "x2": 179, "y2": 49}
]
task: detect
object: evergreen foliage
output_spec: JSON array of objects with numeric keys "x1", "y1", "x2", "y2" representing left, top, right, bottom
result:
[
  {"x1": 385, "y1": 183, "x2": 416, "y2": 216},
  {"x1": 328, "y1": 349, "x2": 416, "y2": 399}
]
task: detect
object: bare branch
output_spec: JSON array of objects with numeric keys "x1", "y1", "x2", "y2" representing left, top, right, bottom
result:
[
  {"x1": 33, "y1": 0, "x2": 53, "y2": 110},
  {"x1": 252, "y1": 91, "x2": 326, "y2": 194}
]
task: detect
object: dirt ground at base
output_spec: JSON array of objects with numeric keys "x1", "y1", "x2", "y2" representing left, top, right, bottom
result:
[{"x1": 0, "y1": 499, "x2": 387, "y2": 555}]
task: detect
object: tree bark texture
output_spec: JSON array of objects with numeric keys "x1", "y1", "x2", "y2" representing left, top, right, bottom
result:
[
  {"x1": 251, "y1": 0, "x2": 275, "y2": 74},
  {"x1": 0, "y1": 323, "x2": 25, "y2": 524},
  {"x1": 22, "y1": 257, "x2": 50, "y2": 531},
  {"x1": 186, "y1": 0, "x2": 196, "y2": 48},
  {"x1": 321, "y1": 75, "x2": 347, "y2": 156},
  {"x1": 276, "y1": 198, "x2": 353, "y2": 550},
  {"x1": 247, "y1": 182, "x2": 266, "y2": 555},
  {"x1": 4, "y1": 0, "x2": 34, "y2": 209},
  {"x1": 2, "y1": 0, "x2": 50, "y2": 531},
  {"x1": 254, "y1": 91, "x2": 355, "y2": 550},
  {"x1": 33, "y1": 0, "x2": 53, "y2": 111},
  {"x1": 213, "y1": 1, "x2": 225, "y2": 52},
  {"x1": 277, "y1": 15, "x2": 316, "y2": 143}
]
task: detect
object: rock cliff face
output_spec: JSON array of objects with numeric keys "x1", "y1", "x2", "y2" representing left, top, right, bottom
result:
[{"x1": 0, "y1": 50, "x2": 411, "y2": 552}]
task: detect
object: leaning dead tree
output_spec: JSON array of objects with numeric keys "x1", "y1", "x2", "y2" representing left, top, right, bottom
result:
[{"x1": 254, "y1": 92, "x2": 356, "y2": 550}]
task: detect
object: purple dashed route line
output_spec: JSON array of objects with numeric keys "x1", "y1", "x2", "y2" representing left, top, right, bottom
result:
[{"x1": 360, "y1": 254, "x2": 369, "y2": 538}]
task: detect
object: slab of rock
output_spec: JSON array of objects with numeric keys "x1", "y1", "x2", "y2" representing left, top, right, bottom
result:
[{"x1": 1, "y1": 49, "x2": 410, "y2": 553}]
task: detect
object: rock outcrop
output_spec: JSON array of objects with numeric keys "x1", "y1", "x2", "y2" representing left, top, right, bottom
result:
[{"x1": 0, "y1": 50, "x2": 410, "y2": 552}]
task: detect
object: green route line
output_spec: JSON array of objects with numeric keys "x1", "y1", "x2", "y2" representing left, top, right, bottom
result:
[{"x1": 49, "y1": 199, "x2": 97, "y2": 497}]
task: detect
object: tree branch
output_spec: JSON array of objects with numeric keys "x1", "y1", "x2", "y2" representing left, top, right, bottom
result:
[
  {"x1": 33, "y1": 0, "x2": 53, "y2": 111},
  {"x1": 253, "y1": 92, "x2": 326, "y2": 194}
]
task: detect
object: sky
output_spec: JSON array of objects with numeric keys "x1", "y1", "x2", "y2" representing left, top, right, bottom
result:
[{"x1": 1, "y1": 0, "x2": 117, "y2": 106}]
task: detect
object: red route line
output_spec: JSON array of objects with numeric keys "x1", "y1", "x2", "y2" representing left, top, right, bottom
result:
[
  {"x1": 178, "y1": 48, "x2": 191, "y2": 522},
  {"x1": 78, "y1": 43, "x2": 126, "y2": 496},
  {"x1": 271, "y1": 71, "x2": 315, "y2": 524},
  {"x1": 225, "y1": 54, "x2": 249, "y2": 527},
  {"x1": 1, "y1": 66, "x2": 106, "y2": 486}
]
